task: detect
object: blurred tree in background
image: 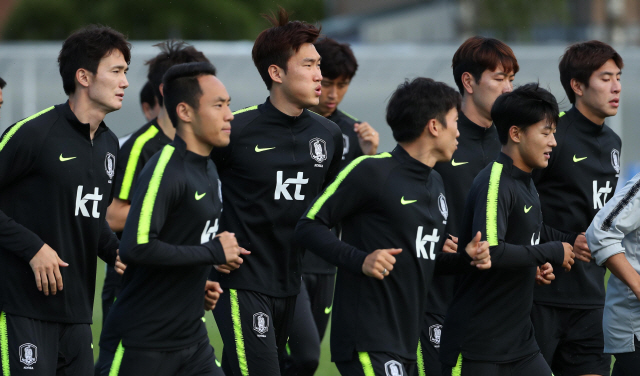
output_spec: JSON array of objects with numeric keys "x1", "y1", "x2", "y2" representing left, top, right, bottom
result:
[{"x1": 2, "y1": 0, "x2": 324, "y2": 40}]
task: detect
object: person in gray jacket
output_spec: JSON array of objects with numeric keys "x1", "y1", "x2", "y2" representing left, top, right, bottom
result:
[{"x1": 586, "y1": 172, "x2": 640, "y2": 376}]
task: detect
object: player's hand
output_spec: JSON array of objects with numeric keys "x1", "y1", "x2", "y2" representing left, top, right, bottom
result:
[
  {"x1": 465, "y1": 231, "x2": 491, "y2": 269},
  {"x1": 216, "y1": 232, "x2": 250, "y2": 272},
  {"x1": 29, "y1": 243, "x2": 69, "y2": 296},
  {"x1": 562, "y1": 242, "x2": 575, "y2": 271},
  {"x1": 535, "y1": 263, "x2": 555, "y2": 285},
  {"x1": 573, "y1": 233, "x2": 591, "y2": 263},
  {"x1": 362, "y1": 248, "x2": 402, "y2": 280},
  {"x1": 204, "y1": 280, "x2": 223, "y2": 311},
  {"x1": 443, "y1": 235, "x2": 458, "y2": 253},
  {"x1": 354, "y1": 122, "x2": 379, "y2": 156},
  {"x1": 114, "y1": 249, "x2": 127, "y2": 275}
]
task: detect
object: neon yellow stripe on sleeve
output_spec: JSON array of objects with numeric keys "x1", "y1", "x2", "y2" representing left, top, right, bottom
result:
[
  {"x1": 417, "y1": 340, "x2": 426, "y2": 376},
  {"x1": 1, "y1": 312, "x2": 10, "y2": 376},
  {"x1": 486, "y1": 162, "x2": 503, "y2": 246},
  {"x1": 452, "y1": 353, "x2": 463, "y2": 376},
  {"x1": 119, "y1": 125, "x2": 159, "y2": 200},
  {"x1": 137, "y1": 145, "x2": 175, "y2": 244},
  {"x1": 230, "y1": 289, "x2": 249, "y2": 376},
  {"x1": 108, "y1": 341, "x2": 125, "y2": 376},
  {"x1": 233, "y1": 105, "x2": 258, "y2": 115},
  {"x1": 0, "y1": 106, "x2": 55, "y2": 153},
  {"x1": 358, "y1": 352, "x2": 375, "y2": 376}
]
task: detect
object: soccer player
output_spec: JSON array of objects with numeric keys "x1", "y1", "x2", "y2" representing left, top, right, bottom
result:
[
  {"x1": 140, "y1": 81, "x2": 160, "y2": 121},
  {"x1": 295, "y1": 77, "x2": 491, "y2": 375},
  {"x1": 0, "y1": 25, "x2": 129, "y2": 374},
  {"x1": 586, "y1": 172, "x2": 640, "y2": 376},
  {"x1": 209, "y1": 8, "x2": 342, "y2": 376},
  {"x1": 283, "y1": 36, "x2": 379, "y2": 376},
  {"x1": 440, "y1": 83, "x2": 576, "y2": 376},
  {"x1": 531, "y1": 41, "x2": 623, "y2": 376},
  {"x1": 96, "y1": 61, "x2": 244, "y2": 376},
  {"x1": 419, "y1": 36, "x2": 518, "y2": 376},
  {"x1": 101, "y1": 40, "x2": 211, "y2": 324}
]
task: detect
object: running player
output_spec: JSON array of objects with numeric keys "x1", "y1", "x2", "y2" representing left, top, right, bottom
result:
[
  {"x1": 440, "y1": 83, "x2": 577, "y2": 376},
  {"x1": 531, "y1": 41, "x2": 623, "y2": 376},
  {"x1": 209, "y1": 8, "x2": 343, "y2": 376},
  {"x1": 295, "y1": 77, "x2": 491, "y2": 376},
  {"x1": 101, "y1": 40, "x2": 210, "y2": 324},
  {"x1": 283, "y1": 36, "x2": 379, "y2": 376},
  {"x1": 97, "y1": 62, "x2": 243, "y2": 376},
  {"x1": 418, "y1": 36, "x2": 519, "y2": 376},
  {"x1": 0, "y1": 25, "x2": 129, "y2": 375}
]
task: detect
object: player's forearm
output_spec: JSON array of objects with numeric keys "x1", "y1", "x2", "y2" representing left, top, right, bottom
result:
[
  {"x1": 97, "y1": 219, "x2": 119, "y2": 266},
  {"x1": 605, "y1": 253, "x2": 640, "y2": 298},
  {"x1": 0, "y1": 209, "x2": 45, "y2": 262},
  {"x1": 491, "y1": 242, "x2": 563, "y2": 268},
  {"x1": 540, "y1": 223, "x2": 578, "y2": 245},
  {"x1": 105, "y1": 199, "x2": 130, "y2": 232},
  {"x1": 434, "y1": 252, "x2": 473, "y2": 275},
  {"x1": 120, "y1": 237, "x2": 226, "y2": 266}
]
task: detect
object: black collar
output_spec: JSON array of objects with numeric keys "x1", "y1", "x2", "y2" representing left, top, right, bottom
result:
[
  {"x1": 262, "y1": 97, "x2": 311, "y2": 125},
  {"x1": 566, "y1": 106, "x2": 605, "y2": 135},
  {"x1": 171, "y1": 134, "x2": 211, "y2": 166},
  {"x1": 61, "y1": 100, "x2": 109, "y2": 140},
  {"x1": 496, "y1": 152, "x2": 532, "y2": 184},
  {"x1": 458, "y1": 111, "x2": 496, "y2": 140},
  {"x1": 392, "y1": 144, "x2": 432, "y2": 181}
]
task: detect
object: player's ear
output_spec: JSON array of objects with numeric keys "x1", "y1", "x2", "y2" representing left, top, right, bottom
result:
[
  {"x1": 570, "y1": 78, "x2": 584, "y2": 98},
  {"x1": 425, "y1": 118, "x2": 439, "y2": 137},
  {"x1": 176, "y1": 102, "x2": 192, "y2": 124},
  {"x1": 159, "y1": 83, "x2": 165, "y2": 98},
  {"x1": 268, "y1": 65, "x2": 285, "y2": 85},
  {"x1": 75, "y1": 68, "x2": 90, "y2": 89},
  {"x1": 508, "y1": 125, "x2": 521, "y2": 143},
  {"x1": 461, "y1": 72, "x2": 474, "y2": 95}
]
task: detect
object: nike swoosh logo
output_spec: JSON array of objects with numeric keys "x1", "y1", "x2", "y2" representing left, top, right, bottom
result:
[
  {"x1": 255, "y1": 145, "x2": 276, "y2": 153},
  {"x1": 401, "y1": 196, "x2": 417, "y2": 205},
  {"x1": 524, "y1": 205, "x2": 532, "y2": 213},
  {"x1": 324, "y1": 305, "x2": 332, "y2": 314},
  {"x1": 195, "y1": 192, "x2": 206, "y2": 200},
  {"x1": 451, "y1": 159, "x2": 468, "y2": 166},
  {"x1": 573, "y1": 155, "x2": 587, "y2": 162},
  {"x1": 59, "y1": 154, "x2": 76, "y2": 162}
]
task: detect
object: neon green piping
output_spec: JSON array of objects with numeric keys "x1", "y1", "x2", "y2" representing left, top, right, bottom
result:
[
  {"x1": 559, "y1": 111, "x2": 566, "y2": 117},
  {"x1": 233, "y1": 105, "x2": 258, "y2": 115},
  {"x1": 452, "y1": 353, "x2": 463, "y2": 376},
  {"x1": 340, "y1": 110, "x2": 359, "y2": 122},
  {"x1": 137, "y1": 145, "x2": 175, "y2": 244},
  {"x1": 0, "y1": 106, "x2": 55, "y2": 153},
  {"x1": 486, "y1": 162, "x2": 503, "y2": 246},
  {"x1": 230, "y1": 289, "x2": 249, "y2": 376},
  {"x1": 417, "y1": 340, "x2": 426, "y2": 376},
  {"x1": 108, "y1": 341, "x2": 125, "y2": 376},
  {"x1": 1, "y1": 312, "x2": 10, "y2": 376},
  {"x1": 358, "y1": 352, "x2": 375, "y2": 376},
  {"x1": 119, "y1": 125, "x2": 159, "y2": 200},
  {"x1": 307, "y1": 153, "x2": 391, "y2": 220}
]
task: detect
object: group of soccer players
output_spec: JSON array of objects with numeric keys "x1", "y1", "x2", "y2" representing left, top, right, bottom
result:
[{"x1": 0, "y1": 6, "x2": 636, "y2": 376}]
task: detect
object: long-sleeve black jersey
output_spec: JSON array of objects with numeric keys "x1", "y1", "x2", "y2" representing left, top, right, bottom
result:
[
  {"x1": 114, "y1": 118, "x2": 171, "y2": 203},
  {"x1": 100, "y1": 136, "x2": 226, "y2": 352},
  {"x1": 533, "y1": 106, "x2": 621, "y2": 307},
  {"x1": 302, "y1": 108, "x2": 363, "y2": 275},
  {"x1": 295, "y1": 145, "x2": 471, "y2": 362},
  {"x1": 210, "y1": 98, "x2": 342, "y2": 297},
  {"x1": 426, "y1": 112, "x2": 501, "y2": 315},
  {"x1": 0, "y1": 102, "x2": 119, "y2": 323},
  {"x1": 440, "y1": 153, "x2": 575, "y2": 366}
]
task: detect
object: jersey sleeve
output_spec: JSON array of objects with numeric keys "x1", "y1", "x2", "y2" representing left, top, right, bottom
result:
[
  {"x1": 295, "y1": 155, "x2": 383, "y2": 274},
  {"x1": 323, "y1": 124, "x2": 345, "y2": 188},
  {"x1": 540, "y1": 223, "x2": 578, "y2": 245},
  {"x1": 587, "y1": 173, "x2": 640, "y2": 266},
  {"x1": 0, "y1": 115, "x2": 51, "y2": 262},
  {"x1": 119, "y1": 147, "x2": 226, "y2": 266},
  {"x1": 97, "y1": 219, "x2": 119, "y2": 266},
  {"x1": 114, "y1": 134, "x2": 153, "y2": 202}
]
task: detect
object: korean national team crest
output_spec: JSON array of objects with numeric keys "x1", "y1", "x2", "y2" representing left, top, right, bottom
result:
[
  {"x1": 429, "y1": 324, "x2": 442, "y2": 348},
  {"x1": 105, "y1": 152, "x2": 116, "y2": 181},
  {"x1": 384, "y1": 360, "x2": 404, "y2": 376},
  {"x1": 309, "y1": 137, "x2": 328, "y2": 163},
  {"x1": 253, "y1": 312, "x2": 269, "y2": 337},
  {"x1": 19, "y1": 343, "x2": 37, "y2": 367},
  {"x1": 438, "y1": 193, "x2": 448, "y2": 222},
  {"x1": 611, "y1": 149, "x2": 620, "y2": 174}
]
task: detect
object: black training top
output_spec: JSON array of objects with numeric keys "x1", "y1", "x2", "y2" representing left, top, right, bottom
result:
[
  {"x1": 210, "y1": 98, "x2": 342, "y2": 297},
  {"x1": 302, "y1": 108, "x2": 364, "y2": 275},
  {"x1": 296, "y1": 145, "x2": 470, "y2": 362},
  {"x1": 100, "y1": 136, "x2": 226, "y2": 351},
  {"x1": 440, "y1": 153, "x2": 575, "y2": 365},
  {"x1": 427, "y1": 111, "x2": 501, "y2": 316},
  {"x1": 0, "y1": 102, "x2": 119, "y2": 324},
  {"x1": 533, "y1": 107, "x2": 622, "y2": 308}
]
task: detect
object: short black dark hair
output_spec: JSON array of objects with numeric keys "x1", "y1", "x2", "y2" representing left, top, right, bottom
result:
[
  {"x1": 314, "y1": 37, "x2": 358, "y2": 80},
  {"x1": 491, "y1": 83, "x2": 559, "y2": 145},
  {"x1": 139, "y1": 81, "x2": 156, "y2": 107},
  {"x1": 58, "y1": 25, "x2": 131, "y2": 95},
  {"x1": 386, "y1": 78, "x2": 461, "y2": 143},
  {"x1": 146, "y1": 40, "x2": 211, "y2": 107},
  {"x1": 0, "y1": 77, "x2": 5, "y2": 89},
  {"x1": 163, "y1": 62, "x2": 217, "y2": 128}
]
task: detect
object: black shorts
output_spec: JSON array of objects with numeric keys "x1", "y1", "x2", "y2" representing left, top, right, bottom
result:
[
  {"x1": 95, "y1": 337, "x2": 223, "y2": 376},
  {"x1": 611, "y1": 336, "x2": 640, "y2": 376},
  {"x1": 441, "y1": 352, "x2": 551, "y2": 376},
  {"x1": 415, "y1": 312, "x2": 444, "y2": 376},
  {"x1": 282, "y1": 273, "x2": 335, "y2": 376},
  {"x1": 212, "y1": 289, "x2": 296, "y2": 376},
  {"x1": 0, "y1": 311, "x2": 93, "y2": 376},
  {"x1": 336, "y1": 351, "x2": 416, "y2": 376},
  {"x1": 101, "y1": 266, "x2": 122, "y2": 325},
  {"x1": 531, "y1": 303, "x2": 610, "y2": 376}
]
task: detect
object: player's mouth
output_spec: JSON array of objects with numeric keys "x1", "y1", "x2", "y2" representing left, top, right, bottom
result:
[
  {"x1": 314, "y1": 85, "x2": 322, "y2": 96},
  {"x1": 115, "y1": 93, "x2": 124, "y2": 101},
  {"x1": 609, "y1": 98, "x2": 619, "y2": 108},
  {"x1": 325, "y1": 102, "x2": 336, "y2": 109},
  {"x1": 544, "y1": 151, "x2": 551, "y2": 160},
  {"x1": 222, "y1": 126, "x2": 231, "y2": 134}
]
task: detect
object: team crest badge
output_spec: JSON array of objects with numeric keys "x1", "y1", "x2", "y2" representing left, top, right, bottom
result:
[
  {"x1": 253, "y1": 312, "x2": 269, "y2": 336},
  {"x1": 437, "y1": 193, "x2": 448, "y2": 221},
  {"x1": 309, "y1": 138, "x2": 327, "y2": 163},
  {"x1": 105, "y1": 152, "x2": 116, "y2": 180},
  {"x1": 384, "y1": 360, "x2": 404, "y2": 376},
  {"x1": 429, "y1": 324, "x2": 442, "y2": 348},
  {"x1": 19, "y1": 343, "x2": 37, "y2": 367},
  {"x1": 611, "y1": 149, "x2": 620, "y2": 174},
  {"x1": 341, "y1": 134, "x2": 349, "y2": 160}
]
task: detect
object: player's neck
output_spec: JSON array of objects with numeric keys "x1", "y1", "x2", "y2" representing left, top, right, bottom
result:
[
  {"x1": 269, "y1": 88, "x2": 304, "y2": 117},
  {"x1": 176, "y1": 127, "x2": 213, "y2": 157},
  {"x1": 502, "y1": 144, "x2": 533, "y2": 173},
  {"x1": 461, "y1": 97, "x2": 492, "y2": 128},
  {"x1": 575, "y1": 100, "x2": 606, "y2": 126},
  {"x1": 399, "y1": 139, "x2": 438, "y2": 168},
  {"x1": 156, "y1": 107, "x2": 176, "y2": 140},
  {"x1": 68, "y1": 93, "x2": 107, "y2": 140}
]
